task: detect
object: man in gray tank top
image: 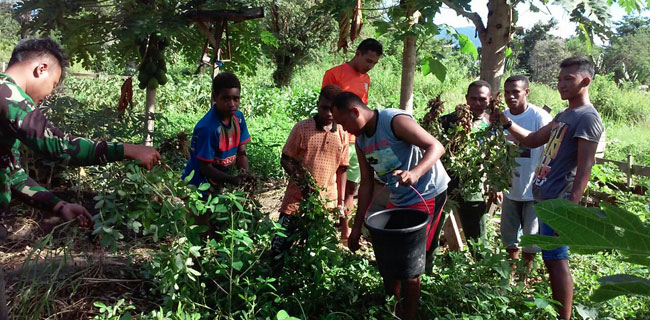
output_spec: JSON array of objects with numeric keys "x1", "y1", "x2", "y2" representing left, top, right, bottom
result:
[
  {"x1": 331, "y1": 92, "x2": 450, "y2": 320},
  {"x1": 492, "y1": 57, "x2": 603, "y2": 320}
]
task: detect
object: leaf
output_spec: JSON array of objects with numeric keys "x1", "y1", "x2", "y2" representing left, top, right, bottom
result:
[
  {"x1": 198, "y1": 183, "x2": 210, "y2": 191},
  {"x1": 455, "y1": 33, "x2": 478, "y2": 60},
  {"x1": 232, "y1": 260, "x2": 244, "y2": 271},
  {"x1": 373, "y1": 21, "x2": 391, "y2": 37},
  {"x1": 276, "y1": 310, "x2": 300, "y2": 320},
  {"x1": 575, "y1": 304, "x2": 598, "y2": 319},
  {"x1": 260, "y1": 30, "x2": 278, "y2": 48},
  {"x1": 520, "y1": 200, "x2": 650, "y2": 256},
  {"x1": 534, "y1": 297, "x2": 550, "y2": 309},
  {"x1": 578, "y1": 24, "x2": 593, "y2": 54},
  {"x1": 505, "y1": 47, "x2": 513, "y2": 59},
  {"x1": 189, "y1": 246, "x2": 201, "y2": 258},
  {"x1": 187, "y1": 267, "x2": 201, "y2": 276},
  {"x1": 120, "y1": 312, "x2": 134, "y2": 320},
  {"x1": 422, "y1": 56, "x2": 447, "y2": 82},
  {"x1": 591, "y1": 274, "x2": 650, "y2": 302}
]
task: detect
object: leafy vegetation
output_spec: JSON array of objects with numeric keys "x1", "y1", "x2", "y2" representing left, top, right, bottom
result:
[
  {"x1": 2, "y1": 3, "x2": 650, "y2": 319},
  {"x1": 522, "y1": 199, "x2": 650, "y2": 303}
]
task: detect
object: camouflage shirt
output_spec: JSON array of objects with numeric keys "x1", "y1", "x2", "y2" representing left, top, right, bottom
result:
[{"x1": 0, "y1": 74, "x2": 124, "y2": 211}]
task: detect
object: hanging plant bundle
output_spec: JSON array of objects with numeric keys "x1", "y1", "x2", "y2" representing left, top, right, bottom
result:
[{"x1": 421, "y1": 95, "x2": 520, "y2": 200}]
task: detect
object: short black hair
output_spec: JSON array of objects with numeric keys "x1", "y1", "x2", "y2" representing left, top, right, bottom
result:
[
  {"x1": 560, "y1": 56, "x2": 595, "y2": 78},
  {"x1": 320, "y1": 84, "x2": 342, "y2": 101},
  {"x1": 212, "y1": 72, "x2": 241, "y2": 97},
  {"x1": 8, "y1": 38, "x2": 69, "y2": 80},
  {"x1": 504, "y1": 75, "x2": 529, "y2": 88},
  {"x1": 332, "y1": 91, "x2": 366, "y2": 110},
  {"x1": 467, "y1": 80, "x2": 491, "y2": 93},
  {"x1": 357, "y1": 38, "x2": 383, "y2": 56}
]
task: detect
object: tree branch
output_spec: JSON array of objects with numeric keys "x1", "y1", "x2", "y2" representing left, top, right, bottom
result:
[{"x1": 441, "y1": 0, "x2": 486, "y2": 41}]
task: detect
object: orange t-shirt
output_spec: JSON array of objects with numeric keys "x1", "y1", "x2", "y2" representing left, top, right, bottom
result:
[
  {"x1": 280, "y1": 117, "x2": 350, "y2": 215},
  {"x1": 322, "y1": 62, "x2": 370, "y2": 145}
]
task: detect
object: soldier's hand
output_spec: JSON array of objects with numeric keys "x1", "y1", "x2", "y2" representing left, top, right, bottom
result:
[
  {"x1": 53, "y1": 201, "x2": 94, "y2": 228},
  {"x1": 124, "y1": 144, "x2": 161, "y2": 170}
]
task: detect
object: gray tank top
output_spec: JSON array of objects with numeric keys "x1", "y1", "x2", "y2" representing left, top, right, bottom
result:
[{"x1": 356, "y1": 109, "x2": 450, "y2": 206}]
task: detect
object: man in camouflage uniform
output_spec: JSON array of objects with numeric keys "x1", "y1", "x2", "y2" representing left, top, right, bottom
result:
[{"x1": 0, "y1": 38, "x2": 161, "y2": 319}]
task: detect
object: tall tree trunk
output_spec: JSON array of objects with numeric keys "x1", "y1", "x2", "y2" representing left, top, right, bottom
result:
[
  {"x1": 399, "y1": 3, "x2": 420, "y2": 113},
  {"x1": 480, "y1": 0, "x2": 512, "y2": 94},
  {"x1": 400, "y1": 36, "x2": 417, "y2": 113},
  {"x1": 144, "y1": 88, "x2": 156, "y2": 146},
  {"x1": 443, "y1": 0, "x2": 513, "y2": 95}
]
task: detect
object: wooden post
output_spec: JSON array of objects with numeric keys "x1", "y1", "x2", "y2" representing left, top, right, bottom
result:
[
  {"x1": 442, "y1": 211, "x2": 464, "y2": 252},
  {"x1": 627, "y1": 154, "x2": 633, "y2": 189}
]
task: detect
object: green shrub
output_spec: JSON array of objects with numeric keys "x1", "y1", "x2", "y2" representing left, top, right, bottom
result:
[{"x1": 590, "y1": 75, "x2": 650, "y2": 124}]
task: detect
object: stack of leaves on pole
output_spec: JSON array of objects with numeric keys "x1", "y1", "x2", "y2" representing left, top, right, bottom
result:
[{"x1": 521, "y1": 199, "x2": 650, "y2": 302}]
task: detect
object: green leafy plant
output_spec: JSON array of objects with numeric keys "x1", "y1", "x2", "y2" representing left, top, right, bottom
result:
[
  {"x1": 521, "y1": 199, "x2": 650, "y2": 302},
  {"x1": 92, "y1": 299, "x2": 136, "y2": 320}
]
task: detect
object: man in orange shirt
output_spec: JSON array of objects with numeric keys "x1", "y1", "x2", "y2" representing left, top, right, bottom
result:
[
  {"x1": 322, "y1": 38, "x2": 382, "y2": 241},
  {"x1": 271, "y1": 85, "x2": 349, "y2": 260}
]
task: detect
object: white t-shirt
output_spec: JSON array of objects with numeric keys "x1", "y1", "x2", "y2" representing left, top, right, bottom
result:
[{"x1": 504, "y1": 103, "x2": 553, "y2": 201}]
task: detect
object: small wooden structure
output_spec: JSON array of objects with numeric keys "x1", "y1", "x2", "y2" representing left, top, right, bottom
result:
[{"x1": 184, "y1": 8, "x2": 264, "y2": 78}]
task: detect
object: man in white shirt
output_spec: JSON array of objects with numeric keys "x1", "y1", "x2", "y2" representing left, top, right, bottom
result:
[{"x1": 501, "y1": 75, "x2": 552, "y2": 277}]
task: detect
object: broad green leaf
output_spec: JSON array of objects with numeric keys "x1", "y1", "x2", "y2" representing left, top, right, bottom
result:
[
  {"x1": 591, "y1": 274, "x2": 650, "y2": 302},
  {"x1": 520, "y1": 199, "x2": 650, "y2": 256},
  {"x1": 505, "y1": 47, "x2": 513, "y2": 59},
  {"x1": 455, "y1": 33, "x2": 478, "y2": 60},
  {"x1": 232, "y1": 260, "x2": 244, "y2": 271},
  {"x1": 198, "y1": 183, "x2": 210, "y2": 191},
  {"x1": 276, "y1": 310, "x2": 300, "y2": 320},
  {"x1": 374, "y1": 21, "x2": 391, "y2": 37},
  {"x1": 575, "y1": 304, "x2": 598, "y2": 319},
  {"x1": 622, "y1": 254, "x2": 650, "y2": 267},
  {"x1": 422, "y1": 57, "x2": 447, "y2": 82}
]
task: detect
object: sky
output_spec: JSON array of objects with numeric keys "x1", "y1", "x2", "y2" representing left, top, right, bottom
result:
[{"x1": 433, "y1": 0, "x2": 650, "y2": 44}]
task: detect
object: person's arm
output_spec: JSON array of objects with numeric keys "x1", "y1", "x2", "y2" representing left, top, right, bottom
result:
[
  {"x1": 348, "y1": 144, "x2": 374, "y2": 252},
  {"x1": 336, "y1": 166, "x2": 347, "y2": 207},
  {"x1": 493, "y1": 112, "x2": 553, "y2": 148},
  {"x1": 9, "y1": 161, "x2": 93, "y2": 227},
  {"x1": 391, "y1": 115, "x2": 445, "y2": 185},
  {"x1": 199, "y1": 160, "x2": 240, "y2": 185},
  {"x1": 236, "y1": 144, "x2": 249, "y2": 172},
  {"x1": 337, "y1": 136, "x2": 349, "y2": 209},
  {"x1": 568, "y1": 138, "x2": 598, "y2": 203},
  {"x1": 280, "y1": 153, "x2": 315, "y2": 198},
  {"x1": 0, "y1": 98, "x2": 159, "y2": 169},
  {"x1": 235, "y1": 112, "x2": 251, "y2": 173}
]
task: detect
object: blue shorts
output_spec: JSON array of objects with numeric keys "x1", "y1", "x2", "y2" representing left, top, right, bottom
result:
[{"x1": 540, "y1": 220, "x2": 569, "y2": 260}]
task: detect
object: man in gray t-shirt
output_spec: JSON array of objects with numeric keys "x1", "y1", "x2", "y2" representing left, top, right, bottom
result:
[
  {"x1": 532, "y1": 105, "x2": 603, "y2": 200},
  {"x1": 492, "y1": 57, "x2": 602, "y2": 320}
]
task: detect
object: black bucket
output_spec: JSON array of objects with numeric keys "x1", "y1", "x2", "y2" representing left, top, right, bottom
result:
[{"x1": 365, "y1": 208, "x2": 430, "y2": 280}]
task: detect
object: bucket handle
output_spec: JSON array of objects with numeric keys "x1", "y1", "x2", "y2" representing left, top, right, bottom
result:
[{"x1": 365, "y1": 184, "x2": 430, "y2": 217}]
